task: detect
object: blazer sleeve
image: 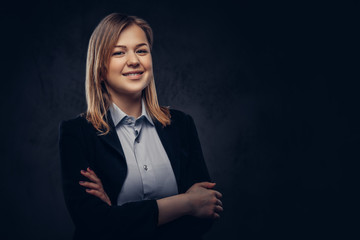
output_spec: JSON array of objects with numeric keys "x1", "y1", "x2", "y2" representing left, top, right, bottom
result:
[
  {"x1": 183, "y1": 114, "x2": 212, "y2": 186},
  {"x1": 59, "y1": 118, "x2": 159, "y2": 238},
  {"x1": 158, "y1": 113, "x2": 214, "y2": 238}
]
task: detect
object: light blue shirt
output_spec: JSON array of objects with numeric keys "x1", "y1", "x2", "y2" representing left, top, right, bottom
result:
[{"x1": 109, "y1": 99, "x2": 178, "y2": 206}]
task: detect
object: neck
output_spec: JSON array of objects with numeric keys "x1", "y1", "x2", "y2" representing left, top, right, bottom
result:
[{"x1": 111, "y1": 92, "x2": 143, "y2": 118}]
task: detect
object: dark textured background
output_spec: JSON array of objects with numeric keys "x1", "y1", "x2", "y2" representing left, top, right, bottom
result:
[{"x1": 1, "y1": 1, "x2": 359, "y2": 239}]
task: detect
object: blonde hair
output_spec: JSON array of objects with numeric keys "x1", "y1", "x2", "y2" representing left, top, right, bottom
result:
[{"x1": 85, "y1": 13, "x2": 171, "y2": 135}]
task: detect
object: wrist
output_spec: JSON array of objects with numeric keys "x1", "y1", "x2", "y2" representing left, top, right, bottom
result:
[{"x1": 181, "y1": 193, "x2": 194, "y2": 216}]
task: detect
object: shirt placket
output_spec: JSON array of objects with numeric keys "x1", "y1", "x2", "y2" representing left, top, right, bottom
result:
[{"x1": 131, "y1": 118, "x2": 155, "y2": 198}]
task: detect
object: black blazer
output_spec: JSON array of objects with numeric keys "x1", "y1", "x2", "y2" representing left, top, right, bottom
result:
[{"x1": 59, "y1": 109, "x2": 213, "y2": 240}]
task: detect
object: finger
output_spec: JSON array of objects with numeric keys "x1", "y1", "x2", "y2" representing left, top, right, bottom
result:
[
  {"x1": 86, "y1": 168, "x2": 102, "y2": 184},
  {"x1": 197, "y1": 182, "x2": 216, "y2": 189},
  {"x1": 87, "y1": 167, "x2": 99, "y2": 178},
  {"x1": 85, "y1": 189, "x2": 111, "y2": 206},
  {"x1": 79, "y1": 181, "x2": 101, "y2": 190},
  {"x1": 213, "y1": 190, "x2": 223, "y2": 199},
  {"x1": 80, "y1": 170, "x2": 100, "y2": 184},
  {"x1": 214, "y1": 205, "x2": 224, "y2": 213},
  {"x1": 213, "y1": 212, "x2": 220, "y2": 219},
  {"x1": 216, "y1": 199, "x2": 223, "y2": 207},
  {"x1": 88, "y1": 174, "x2": 102, "y2": 185},
  {"x1": 85, "y1": 189, "x2": 106, "y2": 200}
]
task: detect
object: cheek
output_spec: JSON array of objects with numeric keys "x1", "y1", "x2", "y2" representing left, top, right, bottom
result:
[
  {"x1": 109, "y1": 60, "x2": 125, "y2": 73},
  {"x1": 143, "y1": 56, "x2": 153, "y2": 70}
]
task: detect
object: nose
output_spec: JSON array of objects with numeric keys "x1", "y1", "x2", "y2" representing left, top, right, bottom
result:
[{"x1": 126, "y1": 52, "x2": 140, "y2": 67}]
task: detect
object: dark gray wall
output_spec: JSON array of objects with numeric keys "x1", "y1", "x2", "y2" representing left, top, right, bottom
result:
[{"x1": 1, "y1": 1, "x2": 358, "y2": 239}]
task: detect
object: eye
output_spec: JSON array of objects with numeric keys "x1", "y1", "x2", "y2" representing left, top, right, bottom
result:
[
  {"x1": 136, "y1": 49, "x2": 149, "y2": 55},
  {"x1": 112, "y1": 51, "x2": 125, "y2": 56}
]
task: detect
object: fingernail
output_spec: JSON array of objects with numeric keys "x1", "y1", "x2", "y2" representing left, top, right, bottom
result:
[
  {"x1": 81, "y1": 170, "x2": 85, "y2": 174},
  {"x1": 79, "y1": 181, "x2": 84, "y2": 184}
]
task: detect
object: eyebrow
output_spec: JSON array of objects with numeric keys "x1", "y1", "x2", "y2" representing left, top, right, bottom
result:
[{"x1": 114, "y1": 43, "x2": 148, "y2": 48}]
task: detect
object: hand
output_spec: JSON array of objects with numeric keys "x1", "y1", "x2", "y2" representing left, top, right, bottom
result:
[
  {"x1": 185, "y1": 182, "x2": 223, "y2": 219},
  {"x1": 79, "y1": 167, "x2": 112, "y2": 206}
]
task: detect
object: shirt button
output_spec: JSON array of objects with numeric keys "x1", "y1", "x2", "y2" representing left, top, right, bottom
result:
[
  {"x1": 135, "y1": 130, "x2": 138, "y2": 135},
  {"x1": 143, "y1": 165, "x2": 148, "y2": 171}
]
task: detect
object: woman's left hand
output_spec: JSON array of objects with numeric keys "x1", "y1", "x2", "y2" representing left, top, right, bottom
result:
[{"x1": 79, "y1": 167, "x2": 112, "y2": 206}]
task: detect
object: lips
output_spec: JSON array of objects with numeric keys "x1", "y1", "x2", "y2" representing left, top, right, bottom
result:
[{"x1": 122, "y1": 71, "x2": 144, "y2": 76}]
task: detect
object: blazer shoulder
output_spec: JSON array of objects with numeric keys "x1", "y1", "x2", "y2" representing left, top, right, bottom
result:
[
  {"x1": 169, "y1": 108, "x2": 193, "y2": 123},
  {"x1": 59, "y1": 113, "x2": 91, "y2": 134}
]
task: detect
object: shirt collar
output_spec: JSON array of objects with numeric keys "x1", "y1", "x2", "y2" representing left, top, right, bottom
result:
[{"x1": 109, "y1": 98, "x2": 154, "y2": 127}]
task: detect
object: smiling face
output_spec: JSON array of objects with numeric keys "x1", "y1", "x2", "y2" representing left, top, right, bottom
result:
[{"x1": 105, "y1": 24, "x2": 153, "y2": 100}]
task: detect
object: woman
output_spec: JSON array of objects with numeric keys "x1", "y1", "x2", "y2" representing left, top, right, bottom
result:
[{"x1": 59, "y1": 13, "x2": 223, "y2": 240}]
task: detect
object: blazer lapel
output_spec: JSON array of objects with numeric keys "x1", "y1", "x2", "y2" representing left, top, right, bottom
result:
[
  {"x1": 154, "y1": 120, "x2": 181, "y2": 188},
  {"x1": 98, "y1": 111, "x2": 125, "y2": 160}
]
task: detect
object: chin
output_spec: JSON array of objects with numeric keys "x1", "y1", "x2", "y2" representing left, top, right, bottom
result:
[
  {"x1": 129, "y1": 81, "x2": 150, "y2": 92},
  {"x1": 122, "y1": 85, "x2": 148, "y2": 96}
]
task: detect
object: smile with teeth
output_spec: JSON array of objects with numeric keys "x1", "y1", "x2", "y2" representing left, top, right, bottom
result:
[{"x1": 123, "y1": 72, "x2": 143, "y2": 76}]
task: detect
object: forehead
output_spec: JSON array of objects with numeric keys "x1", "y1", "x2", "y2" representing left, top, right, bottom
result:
[{"x1": 116, "y1": 24, "x2": 148, "y2": 45}]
